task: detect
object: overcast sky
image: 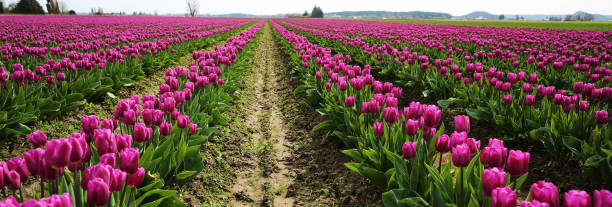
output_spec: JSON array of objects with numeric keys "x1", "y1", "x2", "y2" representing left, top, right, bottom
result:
[{"x1": 4, "y1": 0, "x2": 612, "y2": 16}]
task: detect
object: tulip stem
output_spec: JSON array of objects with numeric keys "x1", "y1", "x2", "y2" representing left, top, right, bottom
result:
[
  {"x1": 40, "y1": 178, "x2": 45, "y2": 199},
  {"x1": 19, "y1": 188, "x2": 24, "y2": 201},
  {"x1": 119, "y1": 182, "x2": 128, "y2": 207},
  {"x1": 459, "y1": 167, "x2": 464, "y2": 207},
  {"x1": 55, "y1": 170, "x2": 60, "y2": 194},
  {"x1": 438, "y1": 152, "x2": 443, "y2": 173}
]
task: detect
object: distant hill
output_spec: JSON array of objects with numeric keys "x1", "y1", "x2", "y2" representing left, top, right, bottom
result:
[
  {"x1": 202, "y1": 10, "x2": 612, "y2": 21},
  {"x1": 326, "y1": 11, "x2": 452, "y2": 19},
  {"x1": 458, "y1": 11, "x2": 498, "y2": 20}
]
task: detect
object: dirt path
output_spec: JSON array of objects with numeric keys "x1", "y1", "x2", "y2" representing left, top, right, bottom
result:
[{"x1": 225, "y1": 20, "x2": 295, "y2": 207}]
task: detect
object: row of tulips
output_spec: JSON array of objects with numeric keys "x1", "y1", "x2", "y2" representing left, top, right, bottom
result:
[
  {"x1": 0, "y1": 19, "x2": 264, "y2": 206},
  {"x1": 0, "y1": 16, "x2": 244, "y2": 56},
  {"x1": 0, "y1": 16, "x2": 258, "y2": 139},
  {"x1": 272, "y1": 19, "x2": 612, "y2": 207},
  {"x1": 279, "y1": 18, "x2": 611, "y2": 90},
  {"x1": 274, "y1": 19, "x2": 612, "y2": 185}
]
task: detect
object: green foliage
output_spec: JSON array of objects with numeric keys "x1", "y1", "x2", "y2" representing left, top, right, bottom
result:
[
  {"x1": 310, "y1": 6, "x2": 323, "y2": 18},
  {"x1": 12, "y1": 0, "x2": 44, "y2": 14}
]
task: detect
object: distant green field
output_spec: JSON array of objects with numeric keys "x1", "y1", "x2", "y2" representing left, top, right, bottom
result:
[{"x1": 370, "y1": 19, "x2": 612, "y2": 31}]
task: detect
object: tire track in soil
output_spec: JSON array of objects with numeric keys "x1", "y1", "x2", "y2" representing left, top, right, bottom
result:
[{"x1": 226, "y1": 21, "x2": 295, "y2": 207}]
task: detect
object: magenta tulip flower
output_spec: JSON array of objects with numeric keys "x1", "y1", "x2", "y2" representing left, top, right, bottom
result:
[
  {"x1": 27, "y1": 130, "x2": 47, "y2": 147},
  {"x1": 81, "y1": 115, "x2": 100, "y2": 135},
  {"x1": 402, "y1": 142, "x2": 416, "y2": 160},
  {"x1": 160, "y1": 122, "x2": 172, "y2": 136},
  {"x1": 133, "y1": 123, "x2": 151, "y2": 143},
  {"x1": 119, "y1": 148, "x2": 139, "y2": 174},
  {"x1": 99, "y1": 153, "x2": 116, "y2": 167},
  {"x1": 189, "y1": 123, "x2": 198, "y2": 134},
  {"x1": 531, "y1": 181, "x2": 559, "y2": 207},
  {"x1": 127, "y1": 167, "x2": 145, "y2": 187},
  {"x1": 435, "y1": 134, "x2": 451, "y2": 153},
  {"x1": 451, "y1": 144, "x2": 470, "y2": 167},
  {"x1": 595, "y1": 110, "x2": 608, "y2": 125},
  {"x1": 373, "y1": 122, "x2": 384, "y2": 137},
  {"x1": 491, "y1": 187, "x2": 517, "y2": 207},
  {"x1": 7, "y1": 157, "x2": 29, "y2": 182},
  {"x1": 482, "y1": 168, "x2": 507, "y2": 196},
  {"x1": 594, "y1": 189, "x2": 612, "y2": 207},
  {"x1": 116, "y1": 134, "x2": 132, "y2": 151},
  {"x1": 423, "y1": 106, "x2": 441, "y2": 128},
  {"x1": 405, "y1": 119, "x2": 419, "y2": 136},
  {"x1": 480, "y1": 146, "x2": 508, "y2": 168},
  {"x1": 521, "y1": 200, "x2": 550, "y2": 207},
  {"x1": 109, "y1": 169, "x2": 127, "y2": 192},
  {"x1": 507, "y1": 150, "x2": 530, "y2": 176},
  {"x1": 87, "y1": 178, "x2": 110, "y2": 206},
  {"x1": 45, "y1": 139, "x2": 72, "y2": 169},
  {"x1": 564, "y1": 190, "x2": 591, "y2": 207},
  {"x1": 177, "y1": 115, "x2": 190, "y2": 129},
  {"x1": 454, "y1": 115, "x2": 470, "y2": 133},
  {"x1": 345, "y1": 96, "x2": 355, "y2": 107},
  {"x1": 94, "y1": 129, "x2": 117, "y2": 155}
]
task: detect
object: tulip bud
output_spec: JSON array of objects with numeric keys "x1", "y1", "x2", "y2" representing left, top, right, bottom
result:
[
  {"x1": 68, "y1": 135, "x2": 86, "y2": 164},
  {"x1": 45, "y1": 139, "x2": 72, "y2": 169},
  {"x1": 119, "y1": 148, "x2": 139, "y2": 174},
  {"x1": 507, "y1": 150, "x2": 530, "y2": 176},
  {"x1": 373, "y1": 122, "x2": 384, "y2": 137},
  {"x1": 423, "y1": 106, "x2": 441, "y2": 128},
  {"x1": 491, "y1": 187, "x2": 517, "y2": 207},
  {"x1": 383, "y1": 107, "x2": 400, "y2": 123},
  {"x1": 110, "y1": 169, "x2": 127, "y2": 192},
  {"x1": 480, "y1": 146, "x2": 508, "y2": 168},
  {"x1": 177, "y1": 115, "x2": 190, "y2": 129},
  {"x1": 595, "y1": 110, "x2": 608, "y2": 125},
  {"x1": 564, "y1": 190, "x2": 591, "y2": 207},
  {"x1": 160, "y1": 122, "x2": 172, "y2": 136},
  {"x1": 530, "y1": 181, "x2": 559, "y2": 207},
  {"x1": 99, "y1": 153, "x2": 116, "y2": 167},
  {"x1": 405, "y1": 119, "x2": 419, "y2": 136},
  {"x1": 81, "y1": 115, "x2": 100, "y2": 135},
  {"x1": 482, "y1": 168, "x2": 507, "y2": 196},
  {"x1": 123, "y1": 110, "x2": 136, "y2": 125},
  {"x1": 450, "y1": 131, "x2": 467, "y2": 147},
  {"x1": 503, "y1": 94, "x2": 512, "y2": 104},
  {"x1": 116, "y1": 134, "x2": 132, "y2": 151},
  {"x1": 7, "y1": 157, "x2": 29, "y2": 182},
  {"x1": 189, "y1": 123, "x2": 198, "y2": 134},
  {"x1": 594, "y1": 189, "x2": 612, "y2": 207},
  {"x1": 101, "y1": 119, "x2": 117, "y2": 131},
  {"x1": 127, "y1": 167, "x2": 145, "y2": 187},
  {"x1": 402, "y1": 142, "x2": 416, "y2": 160},
  {"x1": 454, "y1": 115, "x2": 470, "y2": 133},
  {"x1": 579, "y1": 101, "x2": 589, "y2": 111},
  {"x1": 466, "y1": 138, "x2": 480, "y2": 154},
  {"x1": 133, "y1": 123, "x2": 151, "y2": 143},
  {"x1": 23, "y1": 148, "x2": 44, "y2": 176},
  {"x1": 526, "y1": 95, "x2": 536, "y2": 106},
  {"x1": 6, "y1": 170, "x2": 21, "y2": 190},
  {"x1": 345, "y1": 96, "x2": 355, "y2": 107},
  {"x1": 27, "y1": 130, "x2": 47, "y2": 147},
  {"x1": 435, "y1": 134, "x2": 451, "y2": 153},
  {"x1": 87, "y1": 178, "x2": 110, "y2": 206},
  {"x1": 142, "y1": 109, "x2": 155, "y2": 126},
  {"x1": 451, "y1": 144, "x2": 470, "y2": 167},
  {"x1": 94, "y1": 129, "x2": 117, "y2": 155}
]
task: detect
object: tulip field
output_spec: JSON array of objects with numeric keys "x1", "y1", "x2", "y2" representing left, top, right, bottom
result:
[{"x1": 0, "y1": 15, "x2": 611, "y2": 207}]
